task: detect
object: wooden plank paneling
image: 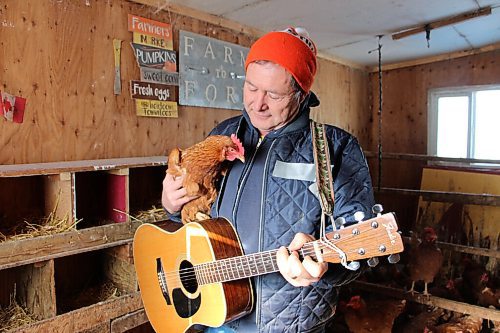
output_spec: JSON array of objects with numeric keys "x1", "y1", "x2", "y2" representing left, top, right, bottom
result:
[
  {"x1": 11, "y1": 293, "x2": 143, "y2": 333},
  {"x1": 0, "y1": 221, "x2": 141, "y2": 270},
  {"x1": 110, "y1": 309, "x2": 148, "y2": 333},
  {"x1": 368, "y1": 50, "x2": 500, "y2": 192},
  {"x1": 1, "y1": 0, "x2": 369, "y2": 165},
  {"x1": 0, "y1": 157, "x2": 167, "y2": 177},
  {"x1": 0, "y1": 0, "x2": 240, "y2": 164},
  {"x1": 368, "y1": 49, "x2": 500, "y2": 155},
  {"x1": 312, "y1": 58, "x2": 370, "y2": 146}
]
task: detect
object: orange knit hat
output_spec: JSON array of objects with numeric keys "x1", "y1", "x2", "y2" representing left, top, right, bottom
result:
[{"x1": 245, "y1": 27, "x2": 317, "y2": 93}]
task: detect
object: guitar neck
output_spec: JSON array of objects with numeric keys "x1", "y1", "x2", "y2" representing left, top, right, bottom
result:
[
  {"x1": 194, "y1": 244, "x2": 318, "y2": 285},
  {"x1": 193, "y1": 212, "x2": 402, "y2": 285}
]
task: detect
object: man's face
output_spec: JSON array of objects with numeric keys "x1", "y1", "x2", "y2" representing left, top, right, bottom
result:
[{"x1": 243, "y1": 62, "x2": 302, "y2": 136}]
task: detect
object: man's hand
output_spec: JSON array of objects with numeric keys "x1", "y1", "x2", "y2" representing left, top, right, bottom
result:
[
  {"x1": 276, "y1": 233, "x2": 328, "y2": 287},
  {"x1": 161, "y1": 173, "x2": 197, "y2": 214}
]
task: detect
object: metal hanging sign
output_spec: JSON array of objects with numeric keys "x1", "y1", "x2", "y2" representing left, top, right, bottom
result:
[{"x1": 179, "y1": 30, "x2": 249, "y2": 110}]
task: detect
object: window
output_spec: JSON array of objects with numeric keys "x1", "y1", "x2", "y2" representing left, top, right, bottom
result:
[{"x1": 428, "y1": 86, "x2": 500, "y2": 160}]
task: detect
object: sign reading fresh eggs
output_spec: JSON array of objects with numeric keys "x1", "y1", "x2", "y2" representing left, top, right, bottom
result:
[
  {"x1": 179, "y1": 30, "x2": 249, "y2": 110},
  {"x1": 130, "y1": 81, "x2": 177, "y2": 101}
]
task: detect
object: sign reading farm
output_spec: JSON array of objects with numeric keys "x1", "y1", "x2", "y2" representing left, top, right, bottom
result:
[{"x1": 179, "y1": 30, "x2": 249, "y2": 110}]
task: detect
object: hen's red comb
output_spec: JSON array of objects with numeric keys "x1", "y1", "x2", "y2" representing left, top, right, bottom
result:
[{"x1": 231, "y1": 134, "x2": 245, "y2": 155}]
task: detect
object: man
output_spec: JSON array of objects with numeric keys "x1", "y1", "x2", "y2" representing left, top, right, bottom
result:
[{"x1": 162, "y1": 27, "x2": 375, "y2": 333}]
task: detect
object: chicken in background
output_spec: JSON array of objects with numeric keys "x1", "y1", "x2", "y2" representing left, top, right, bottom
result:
[
  {"x1": 394, "y1": 305, "x2": 445, "y2": 333},
  {"x1": 408, "y1": 227, "x2": 444, "y2": 296},
  {"x1": 477, "y1": 285, "x2": 500, "y2": 309},
  {"x1": 167, "y1": 134, "x2": 245, "y2": 223},
  {"x1": 427, "y1": 313, "x2": 483, "y2": 333},
  {"x1": 457, "y1": 258, "x2": 490, "y2": 305},
  {"x1": 339, "y1": 294, "x2": 406, "y2": 333},
  {"x1": 428, "y1": 278, "x2": 465, "y2": 302}
]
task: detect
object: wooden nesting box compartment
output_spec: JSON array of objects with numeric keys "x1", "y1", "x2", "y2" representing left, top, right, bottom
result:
[
  {"x1": 54, "y1": 245, "x2": 136, "y2": 315},
  {"x1": 0, "y1": 174, "x2": 73, "y2": 239},
  {"x1": 0, "y1": 157, "x2": 167, "y2": 332},
  {"x1": 0, "y1": 261, "x2": 56, "y2": 326},
  {"x1": 75, "y1": 170, "x2": 129, "y2": 228},
  {"x1": 129, "y1": 166, "x2": 165, "y2": 215}
]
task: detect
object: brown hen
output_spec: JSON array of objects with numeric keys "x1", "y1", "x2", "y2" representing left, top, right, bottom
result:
[
  {"x1": 340, "y1": 295, "x2": 406, "y2": 333},
  {"x1": 431, "y1": 314, "x2": 483, "y2": 333},
  {"x1": 408, "y1": 227, "x2": 443, "y2": 296},
  {"x1": 167, "y1": 134, "x2": 245, "y2": 224}
]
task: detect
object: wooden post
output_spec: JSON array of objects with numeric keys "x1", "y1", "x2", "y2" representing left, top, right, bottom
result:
[{"x1": 44, "y1": 172, "x2": 74, "y2": 226}]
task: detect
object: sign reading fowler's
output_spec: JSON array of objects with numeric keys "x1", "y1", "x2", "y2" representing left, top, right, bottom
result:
[
  {"x1": 131, "y1": 43, "x2": 176, "y2": 72},
  {"x1": 140, "y1": 68, "x2": 179, "y2": 85},
  {"x1": 135, "y1": 99, "x2": 178, "y2": 118},
  {"x1": 130, "y1": 80, "x2": 177, "y2": 101}
]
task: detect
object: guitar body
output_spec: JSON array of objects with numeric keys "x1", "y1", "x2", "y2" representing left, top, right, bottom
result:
[{"x1": 133, "y1": 218, "x2": 253, "y2": 333}]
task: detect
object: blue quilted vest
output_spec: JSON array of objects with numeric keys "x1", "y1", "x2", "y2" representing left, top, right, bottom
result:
[{"x1": 209, "y1": 95, "x2": 375, "y2": 332}]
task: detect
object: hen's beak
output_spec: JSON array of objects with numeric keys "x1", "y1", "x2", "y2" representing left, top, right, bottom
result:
[{"x1": 237, "y1": 155, "x2": 245, "y2": 163}]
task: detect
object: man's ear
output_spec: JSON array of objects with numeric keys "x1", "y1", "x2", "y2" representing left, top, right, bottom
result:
[{"x1": 299, "y1": 93, "x2": 307, "y2": 104}]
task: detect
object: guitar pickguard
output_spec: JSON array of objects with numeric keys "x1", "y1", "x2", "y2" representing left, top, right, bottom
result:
[{"x1": 172, "y1": 288, "x2": 202, "y2": 318}]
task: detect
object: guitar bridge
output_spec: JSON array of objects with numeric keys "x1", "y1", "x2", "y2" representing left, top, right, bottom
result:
[{"x1": 156, "y1": 258, "x2": 172, "y2": 305}]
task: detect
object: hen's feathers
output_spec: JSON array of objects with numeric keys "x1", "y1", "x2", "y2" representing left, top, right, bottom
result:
[{"x1": 167, "y1": 135, "x2": 244, "y2": 224}]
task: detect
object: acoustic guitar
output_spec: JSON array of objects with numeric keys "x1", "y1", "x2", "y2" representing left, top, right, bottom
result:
[{"x1": 133, "y1": 213, "x2": 403, "y2": 333}]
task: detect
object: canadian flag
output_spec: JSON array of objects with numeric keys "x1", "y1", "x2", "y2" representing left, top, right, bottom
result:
[{"x1": 0, "y1": 91, "x2": 27, "y2": 123}]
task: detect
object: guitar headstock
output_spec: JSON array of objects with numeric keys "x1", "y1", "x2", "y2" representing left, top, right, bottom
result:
[{"x1": 321, "y1": 212, "x2": 404, "y2": 264}]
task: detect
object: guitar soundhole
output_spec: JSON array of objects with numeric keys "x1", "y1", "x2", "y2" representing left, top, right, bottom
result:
[{"x1": 179, "y1": 260, "x2": 198, "y2": 293}]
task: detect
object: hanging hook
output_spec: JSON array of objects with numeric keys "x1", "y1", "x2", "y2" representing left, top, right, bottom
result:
[{"x1": 425, "y1": 24, "x2": 432, "y2": 48}]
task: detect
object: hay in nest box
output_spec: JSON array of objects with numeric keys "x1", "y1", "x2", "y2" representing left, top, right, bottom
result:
[
  {"x1": 0, "y1": 295, "x2": 37, "y2": 332},
  {"x1": 114, "y1": 205, "x2": 167, "y2": 223},
  {"x1": 134, "y1": 205, "x2": 167, "y2": 223},
  {"x1": 0, "y1": 195, "x2": 80, "y2": 243},
  {"x1": 60, "y1": 281, "x2": 121, "y2": 313}
]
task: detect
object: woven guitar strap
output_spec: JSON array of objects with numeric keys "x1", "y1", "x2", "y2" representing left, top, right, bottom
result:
[
  {"x1": 311, "y1": 120, "x2": 358, "y2": 269},
  {"x1": 310, "y1": 120, "x2": 335, "y2": 238}
]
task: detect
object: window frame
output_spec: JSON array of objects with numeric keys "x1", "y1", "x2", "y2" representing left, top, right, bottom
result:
[{"x1": 428, "y1": 84, "x2": 500, "y2": 159}]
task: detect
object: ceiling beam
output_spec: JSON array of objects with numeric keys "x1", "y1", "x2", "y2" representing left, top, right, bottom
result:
[
  {"x1": 127, "y1": 0, "x2": 368, "y2": 70},
  {"x1": 369, "y1": 41, "x2": 500, "y2": 72},
  {"x1": 392, "y1": 6, "x2": 492, "y2": 40}
]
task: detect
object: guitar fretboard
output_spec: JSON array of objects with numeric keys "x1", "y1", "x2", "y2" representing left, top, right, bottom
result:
[{"x1": 194, "y1": 246, "x2": 318, "y2": 285}]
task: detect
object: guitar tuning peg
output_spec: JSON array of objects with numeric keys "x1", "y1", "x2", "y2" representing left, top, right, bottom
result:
[
  {"x1": 387, "y1": 254, "x2": 400, "y2": 264},
  {"x1": 334, "y1": 216, "x2": 346, "y2": 229},
  {"x1": 353, "y1": 211, "x2": 365, "y2": 222},
  {"x1": 367, "y1": 257, "x2": 379, "y2": 267},
  {"x1": 346, "y1": 261, "x2": 361, "y2": 271},
  {"x1": 372, "y1": 204, "x2": 383, "y2": 216}
]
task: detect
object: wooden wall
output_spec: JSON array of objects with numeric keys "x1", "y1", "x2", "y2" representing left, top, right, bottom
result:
[
  {"x1": 0, "y1": 0, "x2": 370, "y2": 165},
  {"x1": 368, "y1": 50, "x2": 500, "y2": 189},
  {"x1": 367, "y1": 50, "x2": 500, "y2": 231},
  {"x1": 312, "y1": 59, "x2": 370, "y2": 145}
]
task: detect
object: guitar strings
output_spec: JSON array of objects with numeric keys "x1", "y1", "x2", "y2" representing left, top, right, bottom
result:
[
  {"x1": 164, "y1": 229, "x2": 394, "y2": 283},
  {"x1": 167, "y1": 230, "x2": 394, "y2": 283},
  {"x1": 159, "y1": 229, "x2": 397, "y2": 287}
]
